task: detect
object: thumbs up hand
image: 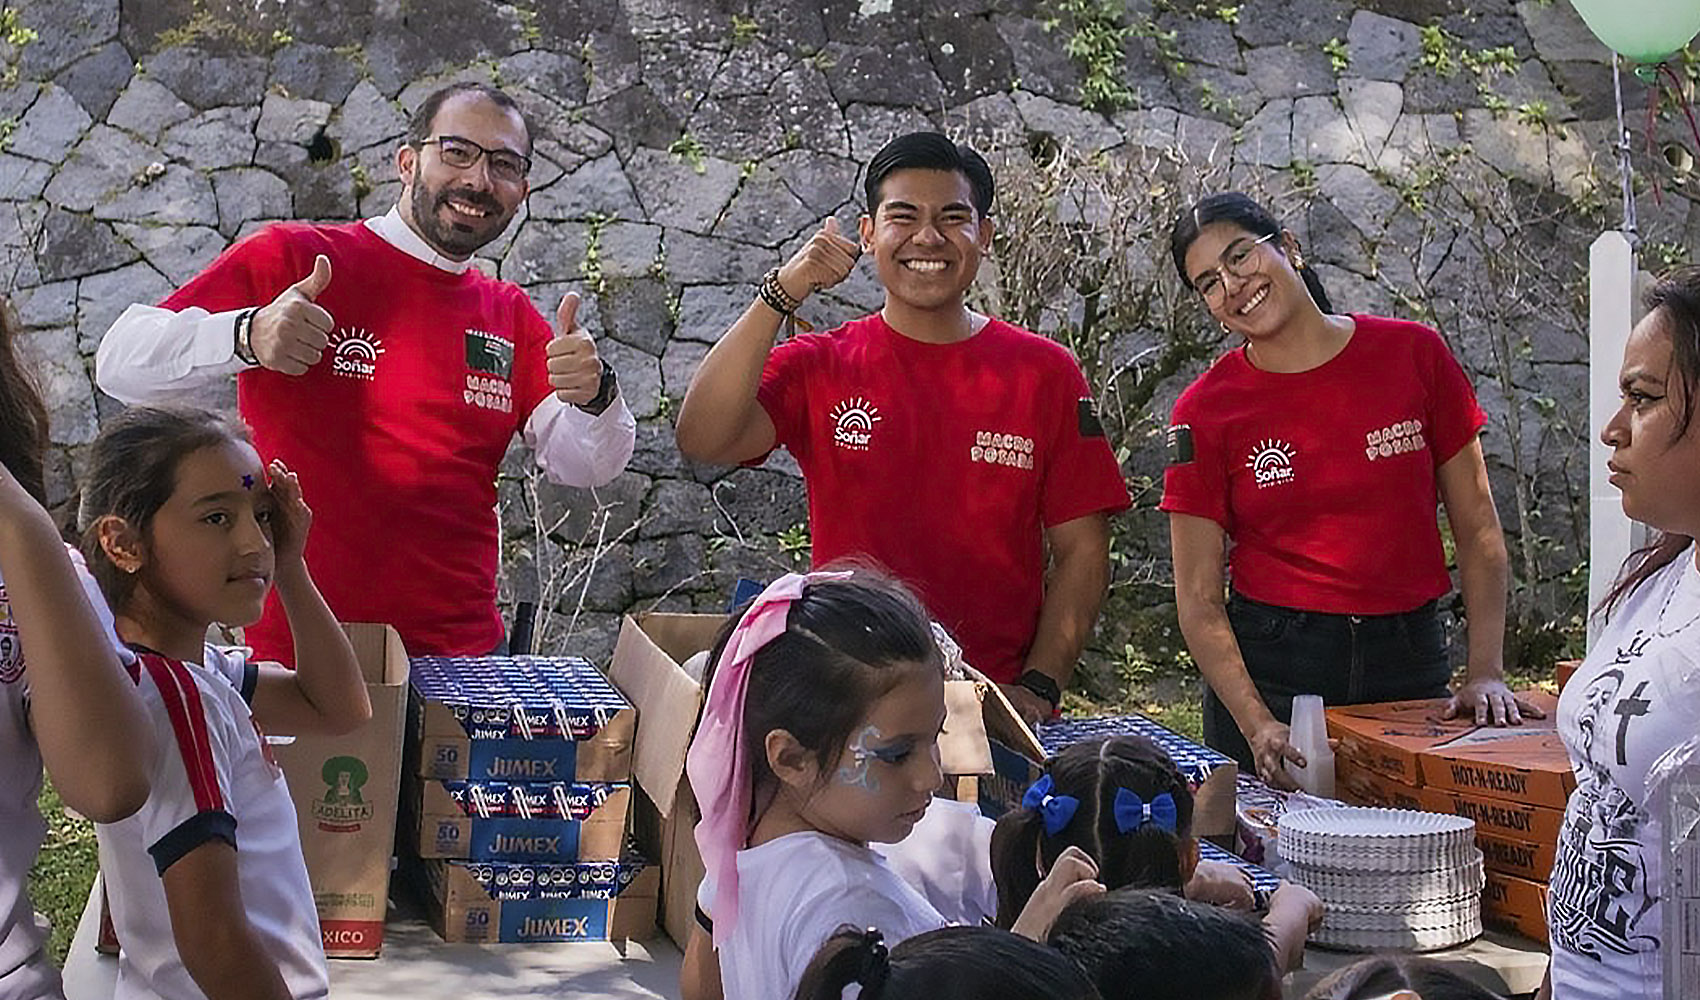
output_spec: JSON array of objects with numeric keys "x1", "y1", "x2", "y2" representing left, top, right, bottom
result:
[
  {"x1": 546, "y1": 291, "x2": 604, "y2": 406},
  {"x1": 774, "y1": 216, "x2": 860, "y2": 305},
  {"x1": 251, "y1": 255, "x2": 335, "y2": 375}
]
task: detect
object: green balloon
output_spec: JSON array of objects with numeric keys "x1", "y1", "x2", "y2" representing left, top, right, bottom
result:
[{"x1": 1569, "y1": 0, "x2": 1700, "y2": 63}]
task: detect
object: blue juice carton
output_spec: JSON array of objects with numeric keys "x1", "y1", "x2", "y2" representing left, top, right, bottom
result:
[
  {"x1": 418, "y1": 855, "x2": 659, "y2": 944},
  {"x1": 409, "y1": 655, "x2": 635, "y2": 783},
  {"x1": 407, "y1": 776, "x2": 632, "y2": 862}
]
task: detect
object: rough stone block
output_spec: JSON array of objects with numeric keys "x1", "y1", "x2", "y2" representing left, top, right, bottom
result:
[
  {"x1": 257, "y1": 93, "x2": 333, "y2": 145},
  {"x1": 941, "y1": 92, "x2": 1026, "y2": 152},
  {"x1": 44, "y1": 126, "x2": 158, "y2": 215},
  {"x1": 922, "y1": 9, "x2": 1016, "y2": 103},
  {"x1": 77, "y1": 260, "x2": 171, "y2": 354},
  {"x1": 11, "y1": 279, "x2": 75, "y2": 328},
  {"x1": 600, "y1": 277, "x2": 673, "y2": 356},
  {"x1": 598, "y1": 337, "x2": 663, "y2": 420},
  {"x1": 1234, "y1": 0, "x2": 1351, "y2": 49},
  {"x1": 15, "y1": 0, "x2": 114, "y2": 79},
  {"x1": 253, "y1": 141, "x2": 357, "y2": 220},
  {"x1": 639, "y1": 478, "x2": 714, "y2": 538},
  {"x1": 1340, "y1": 78, "x2": 1403, "y2": 161},
  {"x1": 713, "y1": 161, "x2": 817, "y2": 246},
  {"x1": 1245, "y1": 45, "x2": 1336, "y2": 101},
  {"x1": 529, "y1": 152, "x2": 643, "y2": 221},
  {"x1": 992, "y1": 14, "x2": 1081, "y2": 103},
  {"x1": 162, "y1": 107, "x2": 260, "y2": 171},
  {"x1": 35, "y1": 207, "x2": 136, "y2": 283},
  {"x1": 501, "y1": 219, "x2": 590, "y2": 285},
  {"x1": 9, "y1": 85, "x2": 93, "y2": 164},
  {"x1": 1163, "y1": 14, "x2": 1243, "y2": 73},
  {"x1": 0, "y1": 156, "x2": 52, "y2": 202},
  {"x1": 268, "y1": 43, "x2": 363, "y2": 105},
  {"x1": 674, "y1": 284, "x2": 754, "y2": 343},
  {"x1": 663, "y1": 229, "x2": 771, "y2": 285},
  {"x1": 824, "y1": 41, "x2": 947, "y2": 109},
  {"x1": 1012, "y1": 91, "x2": 1122, "y2": 152},
  {"x1": 597, "y1": 221, "x2": 664, "y2": 281},
  {"x1": 1346, "y1": 10, "x2": 1419, "y2": 82},
  {"x1": 143, "y1": 47, "x2": 269, "y2": 111},
  {"x1": 1516, "y1": 0, "x2": 1611, "y2": 63},
  {"x1": 213, "y1": 168, "x2": 293, "y2": 237},
  {"x1": 659, "y1": 336, "x2": 709, "y2": 401},
  {"x1": 626, "y1": 146, "x2": 744, "y2": 235},
  {"x1": 19, "y1": 327, "x2": 99, "y2": 445},
  {"x1": 106, "y1": 77, "x2": 195, "y2": 143},
  {"x1": 54, "y1": 40, "x2": 133, "y2": 120},
  {"x1": 632, "y1": 533, "x2": 707, "y2": 597},
  {"x1": 113, "y1": 223, "x2": 227, "y2": 288},
  {"x1": 327, "y1": 79, "x2": 409, "y2": 154},
  {"x1": 1236, "y1": 98, "x2": 1293, "y2": 167},
  {"x1": 844, "y1": 103, "x2": 936, "y2": 164},
  {"x1": 706, "y1": 467, "x2": 808, "y2": 537}
]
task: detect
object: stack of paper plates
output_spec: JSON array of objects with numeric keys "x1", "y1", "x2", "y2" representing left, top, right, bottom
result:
[{"x1": 1278, "y1": 807, "x2": 1483, "y2": 952}]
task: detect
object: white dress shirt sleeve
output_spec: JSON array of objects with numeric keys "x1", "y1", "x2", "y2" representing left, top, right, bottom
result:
[
  {"x1": 94, "y1": 303, "x2": 252, "y2": 404},
  {"x1": 520, "y1": 392, "x2": 637, "y2": 489}
]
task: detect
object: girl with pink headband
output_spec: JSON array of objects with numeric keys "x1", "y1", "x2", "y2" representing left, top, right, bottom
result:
[{"x1": 681, "y1": 569, "x2": 1102, "y2": 1000}]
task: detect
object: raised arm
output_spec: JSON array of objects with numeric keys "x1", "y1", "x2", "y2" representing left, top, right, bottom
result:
[
  {"x1": 1170, "y1": 511, "x2": 1303, "y2": 789},
  {"x1": 96, "y1": 254, "x2": 335, "y2": 403},
  {"x1": 1437, "y1": 437, "x2": 1543, "y2": 725},
  {"x1": 675, "y1": 217, "x2": 859, "y2": 465},
  {"x1": 0, "y1": 465, "x2": 152, "y2": 822},
  {"x1": 248, "y1": 461, "x2": 369, "y2": 736},
  {"x1": 521, "y1": 291, "x2": 636, "y2": 488}
]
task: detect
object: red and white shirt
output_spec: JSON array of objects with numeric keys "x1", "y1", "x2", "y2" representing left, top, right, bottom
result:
[
  {"x1": 96, "y1": 646, "x2": 326, "y2": 1000},
  {"x1": 758, "y1": 313, "x2": 1130, "y2": 683},
  {"x1": 1160, "y1": 315, "x2": 1485, "y2": 614},
  {"x1": 94, "y1": 211, "x2": 636, "y2": 661},
  {"x1": 0, "y1": 550, "x2": 126, "y2": 1000}
]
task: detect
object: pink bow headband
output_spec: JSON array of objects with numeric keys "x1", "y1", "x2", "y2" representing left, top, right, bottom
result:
[{"x1": 686, "y1": 570, "x2": 852, "y2": 944}]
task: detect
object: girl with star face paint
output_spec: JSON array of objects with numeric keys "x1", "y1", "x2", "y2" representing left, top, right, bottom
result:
[{"x1": 681, "y1": 569, "x2": 1103, "y2": 1000}]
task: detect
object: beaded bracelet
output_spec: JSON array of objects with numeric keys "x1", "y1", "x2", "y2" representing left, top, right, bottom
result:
[{"x1": 759, "y1": 267, "x2": 802, "y2": 315}]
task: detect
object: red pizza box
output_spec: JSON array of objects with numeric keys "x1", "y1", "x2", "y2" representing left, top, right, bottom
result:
[
  {"x1": 1481, "y1": 870, "x2": 1549, "y2": 944},
  {"x1": 1475, "y1": 828, "x2": 1560, "y2": 882},
  {"x1": 1416, "y1": 698, "x2": 1572, "y2": 811},
  {"x1": 1335, "y1": 756, "x2": 1425, "y2": 810},
  {"x1": 1418, "y1": 785, "x2": 1565, "y2": 844},
  {"x1": 1326, "y1": 699, "x2": 1477, "y2": 786}
]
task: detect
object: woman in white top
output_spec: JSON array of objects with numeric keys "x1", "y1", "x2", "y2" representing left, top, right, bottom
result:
[{"x1": 1544, "y1": 266, "x2": 1700, "y2": 1000}]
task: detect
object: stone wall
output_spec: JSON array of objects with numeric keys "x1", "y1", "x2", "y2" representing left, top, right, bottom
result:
[{"x1": 2, "y1": 0, "x2": 1696, "y2": 675}]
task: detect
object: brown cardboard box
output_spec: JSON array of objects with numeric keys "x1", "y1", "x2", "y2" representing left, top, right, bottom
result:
[
  {"x1": 1555, "y1": 659, "x2": 1580, "y2": 693},
  {"x1": 1326, "y1": 699, "x2": 1478, "y2": 786},
  {"x1": 1417, "y1": 721, "x2": 1575, "y2": 811},
  {"x1": 405, "y1": 776, "x2": 632, "y2": 861},
  {"x1": 1418, "y1": 786, "x2": 1565, "y2": 844},
  {"x1": 608, "y1": 612, "x2": 721, "y2": 950},
  {"x1": 416, "y1": 857, "x2": 658, "y2": 943},
  {"x1": 1481, "y1": 870, "x2": 1550, "y2": 943},
  {"x1": 1476, "y1": 829, "x2": 1559, "y2": 883},
  {"x1": 1335, "y1": 756, "x2": 1425, "y2": 810},
  {"x1": 273, "y1": 623, "x2": 410, "y2": 958}
]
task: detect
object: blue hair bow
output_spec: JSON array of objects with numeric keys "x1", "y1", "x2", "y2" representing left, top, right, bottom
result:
[
  {"x1": 1113, "y1": 789, "x2": 1178, "y2": 834},
  {"x1": 1021, "y1": 774, "x2": 1080, "y2": 837}
]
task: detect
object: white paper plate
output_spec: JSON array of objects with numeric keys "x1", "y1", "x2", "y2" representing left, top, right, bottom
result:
[
  {"x1": 1280, "y1": 806, "x2": 1475, "y2": 844},
  {"x1": 1289, "y1": 853, "x2": 1485, "y2": 903},
  {"x1": 1310, "y1": 910, "x2": 1483, "y2": 953}
]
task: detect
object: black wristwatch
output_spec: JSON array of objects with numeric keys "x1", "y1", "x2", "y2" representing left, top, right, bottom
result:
[
  {"x1": 1016, "y1": 669, "x2": 1062, "y2": 711},
  {"x1": 577, "y1": 360, "x2": 619, "y2": 416}
]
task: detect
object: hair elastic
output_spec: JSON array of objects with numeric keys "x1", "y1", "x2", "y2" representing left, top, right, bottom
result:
[{"x1": 686, "y1": 570, "x2": 852, "y2": 945}]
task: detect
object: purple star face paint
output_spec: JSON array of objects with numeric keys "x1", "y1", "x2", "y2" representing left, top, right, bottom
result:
[{"x1": 241, "y1": 474, "x2": 255, "y2": 490}]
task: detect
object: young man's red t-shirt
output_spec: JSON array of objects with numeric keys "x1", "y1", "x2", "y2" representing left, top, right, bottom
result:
[
  {"x1": 758, "y1": 313, "x2": 1130, "y2": 683},
  {"x1": 160, "y1": 222, "x2": 554, "y2": 660},
  {"x1": 1160, "y1": 315, "x2": 1486, "y2": 614}
]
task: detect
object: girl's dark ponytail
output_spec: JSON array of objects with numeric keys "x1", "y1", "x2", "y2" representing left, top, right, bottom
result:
[
  {"x1": 1296, "y1": 260, "x2": 1334, "y2": 314},
  {"x1": 793, "y1": 927, "x2": 890, "y2": 1000},
  {"x1": 988, "y1": 808, "x2": 1046, "y2": 929}
]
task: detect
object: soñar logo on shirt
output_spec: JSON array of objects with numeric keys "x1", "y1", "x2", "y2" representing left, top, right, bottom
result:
[
  {"x1": 829, "y1": 397, "x2": 881, "y2": 451},
  {"x1": 329, "y1": 329, "x2": 383, "y2": 381},
  {"x1": 1245, "y1": 439, "x2": 1297, "y2": 488}
]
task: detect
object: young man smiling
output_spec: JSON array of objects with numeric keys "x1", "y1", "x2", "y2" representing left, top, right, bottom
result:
[
  {"x1": 95, "y1": 83, "x2": 635, "y2": 662},
  {"x1": 676, "y1": 132, "x2": 1129, "y2": 722}
]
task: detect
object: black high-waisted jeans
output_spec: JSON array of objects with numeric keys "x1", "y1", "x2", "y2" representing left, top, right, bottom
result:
[{"x1": 1202, "y1": 591, "x2": 1453, "y2": 772}]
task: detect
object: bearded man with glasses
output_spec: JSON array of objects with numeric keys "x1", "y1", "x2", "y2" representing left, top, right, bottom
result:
[{"x1": 95, "y1": 82, "x2": 635, "y2": 663}]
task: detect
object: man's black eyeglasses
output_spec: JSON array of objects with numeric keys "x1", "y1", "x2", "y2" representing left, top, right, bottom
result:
[{"x1": 417, "y1": 135, "x2": 531, "y2": 183}]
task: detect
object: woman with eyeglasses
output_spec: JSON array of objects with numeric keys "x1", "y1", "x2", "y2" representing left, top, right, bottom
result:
[{"x1": 1159, "y1": 192, "x2": 1540, "y2": 790}]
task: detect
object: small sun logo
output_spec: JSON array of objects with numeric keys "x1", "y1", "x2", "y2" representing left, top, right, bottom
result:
[
  {"x1": 1245, "y1": 438, "x2": 1296, "y2": 487},
  {"x1": 829, "y1": 397, "x2": 881, "y2": 451},
  {"x1": 328, "y1": 329, "x2": 383, "y2": 380}
]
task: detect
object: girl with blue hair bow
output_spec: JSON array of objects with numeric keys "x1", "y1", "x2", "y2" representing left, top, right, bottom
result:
[{"x1": 989, "y1": 734, "x2": 1322, "y2": 975}]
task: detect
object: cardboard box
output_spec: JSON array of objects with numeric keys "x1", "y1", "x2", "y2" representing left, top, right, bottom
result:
[
  {"x1": 1326, "y1": 699, "x2": 1479, "y2": 786},
  {"x1": 1481, "y1": 870, "x2": 1550, "y2": 943},
  {"x1": 978, "y1": 714, "x2": 1239, "y2": 838},
  {"x1": 408, "y1": 655, "x2": 635, "y2": 783},
  {"x1": 1555, "y1": 659, "x2": 1580, "y2": 693},
  {"x1": 1417, "y1": 723, "x2": 1575, "y2": 810},
  {"x1": 274, "y1": 623, "x2": 410, "y2": 958},
  {"x1": 1476, "y1": 829, "x2": 1559, "y2": 883},
  {"x1": 405, "y1": 777, "x2": 631, "y2": 861},
  {"x1": 1418, "y1": 786, "x2": 1565, "y2": 844},
  {"x1": 607, "y1": 613, "x2": 722, "y2": 950},
  {"x1": 1335, "y1": 756, "x2": 1425, "y2": 810},
  {"x1": 415, "y1": 856, "x2": 658, "y2": 943}
]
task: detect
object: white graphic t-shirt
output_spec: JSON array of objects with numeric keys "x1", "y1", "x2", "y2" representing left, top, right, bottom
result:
[{"x1": 1550, "y1": 546, "x2": 1700, "y2": 1000}]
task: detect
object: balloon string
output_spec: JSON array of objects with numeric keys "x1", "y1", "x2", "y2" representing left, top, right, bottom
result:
[
  {"x1": 1645, "y1": 68, "x2": 1664, "y2": 208},
  {"x1": 1612, "y1": 53, "x2": 1639, "y2": 239}
]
